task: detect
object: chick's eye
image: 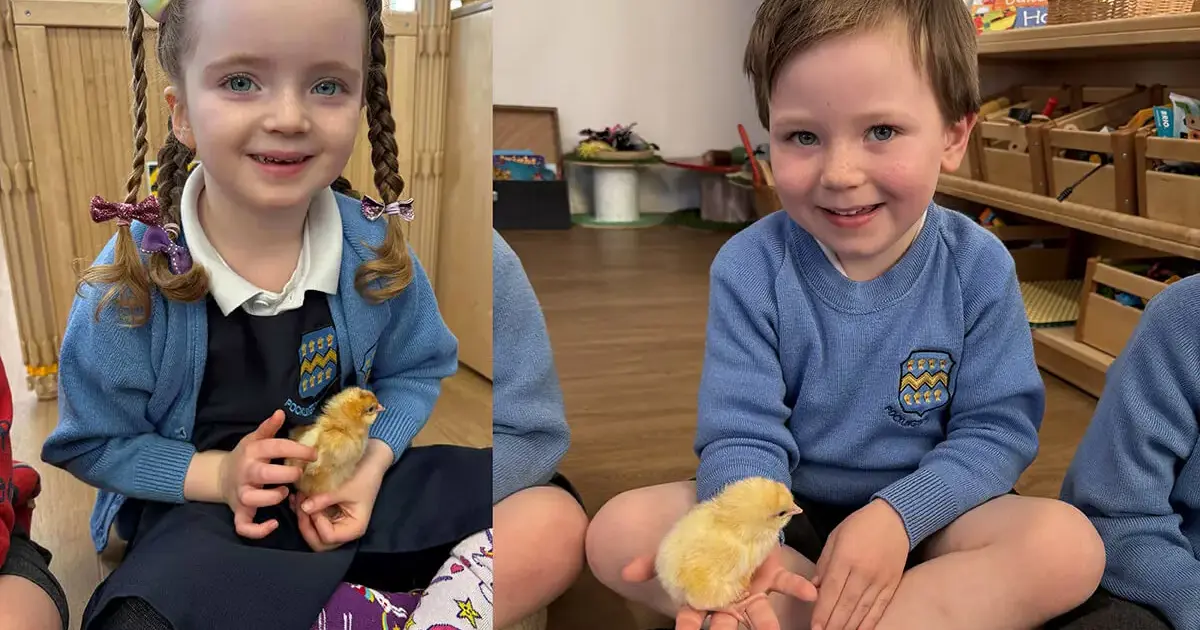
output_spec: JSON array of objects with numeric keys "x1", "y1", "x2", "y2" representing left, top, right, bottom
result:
[{"x1": 776, "y1": 510, "x2": 788, "y2": 517}]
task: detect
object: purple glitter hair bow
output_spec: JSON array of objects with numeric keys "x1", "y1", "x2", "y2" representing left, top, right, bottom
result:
[
  {"x1": 89, "y1": 195, "x2": 162, "y2": 227},
  {"x1": 140, "y1": 225, "x2": 193, "y2": 275},
  {"x1": 360, "y1": 196, "x2": 415, "y2": 222}
]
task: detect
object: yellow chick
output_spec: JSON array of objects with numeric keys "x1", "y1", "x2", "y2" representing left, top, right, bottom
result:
[
  {"x1": 286, "y1": 387, "x2": 385, "y2": 498},
  {"x1": 655, "y1": 477, "x2": 802, "y2": 614}
]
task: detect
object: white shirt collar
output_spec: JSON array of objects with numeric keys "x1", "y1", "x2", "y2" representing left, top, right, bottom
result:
[
  {"x1": 179, "y1": 164, "x2": 342, "y2": 317},
  {"x1": 815, "y1": 208, "x2": 927, "y2": 278}
]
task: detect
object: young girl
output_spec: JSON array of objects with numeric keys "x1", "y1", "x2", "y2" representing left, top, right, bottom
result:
[
  {"x1": 0, "y1": 355, "x2": 67, "y2": 630},
  {"x1": 492, "y1": 230, "x2": 588, "y2": 627},
  {"x1": 39, "y1": 0, "x2": 491, "y2": 628}
]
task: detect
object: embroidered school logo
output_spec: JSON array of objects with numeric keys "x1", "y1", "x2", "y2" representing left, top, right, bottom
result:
[
  {"x1": 299, "y1": 327, "x2": 338, "y2": 400},
  {"x1": 897, "y1": 350, "x2": 954, "y2": 418}
]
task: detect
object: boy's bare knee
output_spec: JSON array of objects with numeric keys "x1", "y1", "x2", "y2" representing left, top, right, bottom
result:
[
  {"x1": 1012, "y1": 499, "x2": 1106, "y2": 609},
  {"x1": 585, "y1": 482, "x2": 695, "y2": 585}
]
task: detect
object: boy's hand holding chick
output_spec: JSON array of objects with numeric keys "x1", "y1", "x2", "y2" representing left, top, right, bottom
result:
[
  {"x1": 810, "y1": 498, "x2": 909, "y2": 630},
  {"x1": 285, "y1": 387, "x2": 390, "y2": 552},
  {"x1": 640, "y1": 477, "x2": 818, "y2": 630}
]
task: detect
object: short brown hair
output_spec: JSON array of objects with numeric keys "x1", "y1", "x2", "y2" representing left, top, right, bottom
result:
[
  {"x1": 743, "y1": 0, "x2": 980, "y2": 130},
  {"x1": 81, "y1": 0, "x2": 414, "y2": 326}
]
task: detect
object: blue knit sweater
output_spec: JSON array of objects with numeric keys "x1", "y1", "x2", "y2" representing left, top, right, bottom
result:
[
  {"x1": 41, "y1": 192, "x2": 458, "y2": 552},
  {"x1": 492, "y1": 230, "x2": 570, "y2": 504},
  {"x1": 694, "y1": 205, "x2": 1044, "y2": 548},
  {"x1": 1061, "y1": 276, "x2": 1200, "y2": 630}
]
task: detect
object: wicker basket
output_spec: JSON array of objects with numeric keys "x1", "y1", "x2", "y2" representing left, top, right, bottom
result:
[{"x1": 1048, "y1": 0, "x2": 1198, "y2": 24}]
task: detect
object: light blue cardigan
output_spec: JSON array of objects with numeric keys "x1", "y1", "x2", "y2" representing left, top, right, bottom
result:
[{"x1": 41, "y1": 192, "x2": 458, "y2": 552}]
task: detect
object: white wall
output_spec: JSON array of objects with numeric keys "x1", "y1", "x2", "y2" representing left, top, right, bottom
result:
[{"x1": 493, "y1": 0, "x2": 767, "y2": 214}]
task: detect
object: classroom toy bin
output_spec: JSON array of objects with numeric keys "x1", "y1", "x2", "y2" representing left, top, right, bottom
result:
[
  {"x1": 987, "y1": 223, "x2": 1072, "y2": 281},
  {"x1": 1075, "y1": 256, "x2": 1172, "y2": 357},
  {"x1": 1134, "y1": 88, "x2": 1200, "y2": 229},
  {"x1": 1042, "y1": 86, "x2": 1157, "y2": 214},
  {"x1": 977, "y1": 86, "x2": 1139, "y2": 195}
]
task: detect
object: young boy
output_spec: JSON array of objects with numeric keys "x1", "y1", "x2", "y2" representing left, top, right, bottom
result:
[
  {"x1": 492, "y1": 230, "x2": 589, "y2": 627},
  {"x1": 584, "y1": 0, "x2": 1105, "y2": 628},
  {"x1": 1054, "y1": 276, "x2": 1200, "y2": 630},
  {"x1": 0, "y1": 355, "x2": 68, "y2": 630}
]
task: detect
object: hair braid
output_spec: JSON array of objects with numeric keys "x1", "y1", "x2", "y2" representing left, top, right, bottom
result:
[
  {"x1": 147, "y1": 128, "x2": 208, "y2": 298},
  {"x1": 77, "y1": 0, "x2": 153, "y2": 324},
  {"x1": 353, "y1": 0, "x2": 414, "y2": 302}
]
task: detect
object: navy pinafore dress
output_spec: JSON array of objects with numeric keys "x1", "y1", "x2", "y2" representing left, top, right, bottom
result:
[{"x1": 81, "y1": 293, "x2": 492, "y2": 629}]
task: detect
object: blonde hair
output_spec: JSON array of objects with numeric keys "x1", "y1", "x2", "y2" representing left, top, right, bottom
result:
[
  {"x1": 743, "y1": 0, "x2": 981, "y2": 130},
  {"x1": 79, "y1": 0, "x2": 414, "y2": 326}
]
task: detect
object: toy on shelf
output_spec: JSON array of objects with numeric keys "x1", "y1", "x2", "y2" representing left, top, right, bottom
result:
[
  {"x1": 570, "y1": 123, "x2": 660, "y2": 162},
  {"x1": 969, "y1": 0, "x2": 1046, "y2": 34},
  {"x1": 493, "y1": 150, "x2": 557, "y2": 181},
  {"x1": 1096, "y1": 258, "x2": 1200, "y2": 310}
]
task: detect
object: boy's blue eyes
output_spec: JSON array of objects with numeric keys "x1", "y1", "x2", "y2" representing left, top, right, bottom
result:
[
  {"x1": 219, "y1": 75, "x2": 345, "y2": 96},
  {"x1": 788, "y1": 125, "x2": 898, "y2": 145}
]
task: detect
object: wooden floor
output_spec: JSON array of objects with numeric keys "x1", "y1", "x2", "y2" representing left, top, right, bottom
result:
[
  {"x1": 500, "y1": 223, "x2": 1101, "y2": 630},
  {"x1": 0, "y1": 232, "x2": 492, "y2": 629}
]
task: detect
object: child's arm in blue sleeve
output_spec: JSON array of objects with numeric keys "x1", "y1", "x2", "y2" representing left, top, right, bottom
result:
[
  {"x1": 1061, "y1": 281, "x2": 1200, "y2": 630},
  {"x1": 492, "y1": 231, "x2": 569, "y2": 505},
  {"x1": 367, "y1": 248, "x2": 460, "y2": 463},
  {"x1": 694, "y1": 234, "x2": 799, "y2": 503},
  {"x1": 874, "y1": 239, "x2": 1043, "y2": 548},
  {"x1": 40, "y1": 244, "x2": 196, "y2": 503}
]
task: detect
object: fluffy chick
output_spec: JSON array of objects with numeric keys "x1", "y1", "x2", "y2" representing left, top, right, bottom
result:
[
  {"x1": 655, "y1": 477, "x2": 802, "y2": 614},
  {"x1": 287, "y1": 387, "x2": 385, "y2": 498}
]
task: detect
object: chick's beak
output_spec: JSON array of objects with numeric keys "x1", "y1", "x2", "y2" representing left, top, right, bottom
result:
[
  {"x1": 376, "y1": 404, "x2": 386, "y2": 412},
  {"x1": 787, "y1": 504, "x2": 803, "y2": 516}
]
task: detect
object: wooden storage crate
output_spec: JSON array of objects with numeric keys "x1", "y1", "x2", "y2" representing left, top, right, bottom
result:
[
  {"x1": 1075, "y1": 256, "x2": 1171, "y2": 357},
  {"x1": 978, "y1": 86, "x2": 1137, "y2": 195},
  {"x1": 988, "y1": 223, "x2": 1072, "y2": 281},
  {"x1": 1043, "y1": 87, "x2": 1156, "y2": 214},
  {"x1": 1134, "y1": 88, "x2": 1200, "y2": 229}
]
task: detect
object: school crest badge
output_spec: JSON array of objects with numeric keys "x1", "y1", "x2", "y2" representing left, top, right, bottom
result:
[
  {"x1": 359, "y1": 343, "x2": 377, "y2": 385},
  {"x1": 897, "y1": 350, "x2": 954, "y2": 417},
  {"x1": 299, "y1": 327, "x2": 338, "y2": 400}
]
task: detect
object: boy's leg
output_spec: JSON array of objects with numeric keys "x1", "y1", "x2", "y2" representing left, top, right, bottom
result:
[
  {"x1": 872, "y1": 495, "x2": 1104, "y2": 630},
  {"x1": 586, "y1": 481, "x2": 816, "y2": 627},
  {"x1": 494, "y1": 484, "x2": 588, "y2": 627}
]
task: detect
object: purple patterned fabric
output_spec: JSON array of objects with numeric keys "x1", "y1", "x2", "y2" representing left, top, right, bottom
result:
[{"x1": 312, "y1": 583, "x2": 421, "y2": 629}]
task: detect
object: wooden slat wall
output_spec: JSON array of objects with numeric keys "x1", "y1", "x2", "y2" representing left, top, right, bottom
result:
[{"x1": 1, "y1": 0, "x2": 447, "y2": 397}]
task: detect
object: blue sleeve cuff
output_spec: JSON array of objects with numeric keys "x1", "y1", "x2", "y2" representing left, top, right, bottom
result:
[
  {"x1": 96, "y1": 437, "x2": 196, "y2": 504},
  {"x1": 695, "y1": 444, "x2": 792, "y2": 504},
  {"x1": 873, "y1": 466, "x2": 961, "y2": 549},
  {"x1": 368, "y1": 410, "x2": 424, "y2": 463}
]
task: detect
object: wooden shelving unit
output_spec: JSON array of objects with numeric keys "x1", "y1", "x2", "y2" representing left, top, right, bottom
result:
[{"x1": 936, "y1": 15, "x2": 1200, "y2": 396}]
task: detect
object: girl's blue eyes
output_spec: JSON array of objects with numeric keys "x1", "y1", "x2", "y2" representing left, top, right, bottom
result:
[
  {"x1": 788, "y1": 125, "x2": 899, "y2": 146},
  {"x1": 220, "y1": 75, "x2": 345, "y2": 96}
]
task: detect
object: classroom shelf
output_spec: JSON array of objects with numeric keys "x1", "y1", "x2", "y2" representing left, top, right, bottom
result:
[
  {"x1": 977, "y1": 13, "x2": 1200, "y2": 60},
  {"x1": 936, "y1": 173, "x2": 1200, "y2": 260},
  {"x1": 1031, "y1": 326, "x2": 1113, "y2": 398}
]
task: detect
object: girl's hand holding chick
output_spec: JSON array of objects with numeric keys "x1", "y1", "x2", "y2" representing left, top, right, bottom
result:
[
  {"x1": 810, "y1": 498, "x2": 909, "y2": 630},
  {"x1": 293, "y1": 439, "x2": 392, "y2": 552},
  {"x1": 217, "y1": 410, "x2": 318, "y2": 539}
]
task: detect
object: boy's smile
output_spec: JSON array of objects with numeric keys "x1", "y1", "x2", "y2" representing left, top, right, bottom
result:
[{"x1": 768, "y1": 22, "x2": 973, "y2": 281}]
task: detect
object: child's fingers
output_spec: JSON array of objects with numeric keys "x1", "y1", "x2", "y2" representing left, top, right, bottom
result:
[
  {"x1": 234, "y1": 511, "x2": 277, "y2": 539},
  {"x1": 238, "y1": 485, "x2": 288, "y2": 508},
  {"x1": 619, "y1": 555, "x2": 656, "y2": 583},
  {"x1": 299, "y1": 492, "x2": 339, "y2": 515},
  {"x1": 823, "y1": 573, "x2": 868, "y2": 630},
  {"x1": 857, "y1": 586, "x2": 895, "y2": 630},
  {"x1": 245, "y1": 459, "x2": 304, "y2": 486},
  {"x1": 766, "y1": 566, "x2": 818, "y2": 602},
  {"x1": 742, "y1": 594, "x2": 782, "y2": 630},
  {"x1": 250, "y1": 439, "x2": 318, "y2": 464},
  {"x1": 673, "y1": 606, "x2": 707, "y2": 630},
  {"x1": 706, "y1": 610, "x2": 744, "y2": 630},
  {"x1": 312, "y1": 510, "x2": 356, "y2": 546},
  {"x1": 250, "y1": 411, "x2": 285, "y2": 440},
  {"x1": 296, "y1": 508, "x2": 330, "y2": 552},
  {"x1": 843, "y1": 583, "x2": 883, "y2": 630},
  {"x1": 810, "y1": 563, "x2": 850, "y2": 630}
]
